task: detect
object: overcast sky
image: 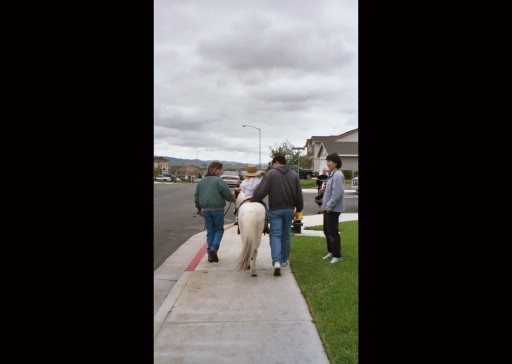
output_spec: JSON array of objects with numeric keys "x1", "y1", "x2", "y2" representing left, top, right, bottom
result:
[{"x1": 154, "y1": 0, "x2": 358, "y2": 164}]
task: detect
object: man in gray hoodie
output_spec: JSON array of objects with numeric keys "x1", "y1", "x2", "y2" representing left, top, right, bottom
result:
[{"x1": 250, "y1": 155, "x2": 304, "y2": 276}]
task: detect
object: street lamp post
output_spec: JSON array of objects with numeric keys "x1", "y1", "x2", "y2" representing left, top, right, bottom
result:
[
  {"x1": 242, "y1": 124, "x2": 261, "y2": 169},
  {"x1": 292, "y1": 147, "x2": 304, "y2": 174}
]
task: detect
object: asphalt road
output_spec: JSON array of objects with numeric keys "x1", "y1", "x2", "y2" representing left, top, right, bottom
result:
[{"x1": 154, "y1": 182, "x2": 358, "y2": 271}]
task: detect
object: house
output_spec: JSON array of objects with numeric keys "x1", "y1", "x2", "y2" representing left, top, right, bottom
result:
[
  {"x1": 154, "y1": 156, "x2": 169, "y2": 174},
  {"x1": 305, "y1": 128, "x2": 358, "y2": 176},
  {"x1": 174, "y1": 165, "x2": 203, "y2": 181}
]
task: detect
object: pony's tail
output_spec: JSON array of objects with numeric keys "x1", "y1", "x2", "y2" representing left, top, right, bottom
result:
[{"x1": 236, "y1": 234, "x2": 252, "y2": 271}]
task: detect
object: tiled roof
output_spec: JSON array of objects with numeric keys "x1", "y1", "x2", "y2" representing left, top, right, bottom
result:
[
  {"x1": 305, "y1": 135, "x2": 339, "y2": 147},
  {"x1": 311, "y1": 135, "x2": 339, "y2": 141},
  {"x1": 176, "y1": 165, "x2": 201, "y2": 171},
  {"x1": 305, "y1": 128, "x2": 358, "y2": 147},
  {"x1": 319, "y1": 141, "x2": 358, "y2": 156},
  {"x1": 334, "y1": 128, "x2": 358, "y2": 139}
]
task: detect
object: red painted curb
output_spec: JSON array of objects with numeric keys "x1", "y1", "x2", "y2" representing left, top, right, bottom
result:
[{"x1": 184, "y1": 224, "x2": 237, "y2": 271}]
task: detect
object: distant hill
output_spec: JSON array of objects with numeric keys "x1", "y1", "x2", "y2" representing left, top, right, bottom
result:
[{"x1": 161, "y1": 156, "x2": 262, "y2": 170}]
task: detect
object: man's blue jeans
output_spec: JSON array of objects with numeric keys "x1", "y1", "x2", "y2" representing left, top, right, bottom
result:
[
  {"x1": 203, "y1": 210, "x2": 225, "y2": 253},
  {"x1": 267, "y1": 208, "x2": 295, "y2": 265}
]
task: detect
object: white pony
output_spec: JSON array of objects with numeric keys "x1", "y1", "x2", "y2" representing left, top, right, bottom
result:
[{"x1": 234, "y1": 189, "x2": 267, "y2": 277}]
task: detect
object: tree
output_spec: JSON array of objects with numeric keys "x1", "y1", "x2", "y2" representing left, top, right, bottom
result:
[{"x1": 268, "y1": 139, "x2": 312, "y2": 169}]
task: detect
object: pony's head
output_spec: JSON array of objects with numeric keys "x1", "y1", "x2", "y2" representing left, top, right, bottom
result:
[{"x1": 234, "y1": 188, "x2": 245, "y2": 208}]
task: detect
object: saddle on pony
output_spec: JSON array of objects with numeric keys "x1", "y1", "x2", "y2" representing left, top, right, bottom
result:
[{"x1": 233, "y1": 189, "x2": 270, "y2": 235}]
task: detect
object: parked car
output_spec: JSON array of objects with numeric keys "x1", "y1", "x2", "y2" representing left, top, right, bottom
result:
[
  {"x1": 351, "y1": 176, "x2": 358, "y2": 192},
  {"x1": 220, "y1": 171, "x2": 241, "y2": 187},
  {"x1": 289, "y1": 165, "x2": 313, "y2": 180},
  {"x1": 154, "y1": 174, "x2": 174, "y2": 182}
]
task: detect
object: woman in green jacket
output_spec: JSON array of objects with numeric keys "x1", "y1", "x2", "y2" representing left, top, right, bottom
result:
[{"x1": 194, "y1": 161, "x2": 235, "y2": 263}]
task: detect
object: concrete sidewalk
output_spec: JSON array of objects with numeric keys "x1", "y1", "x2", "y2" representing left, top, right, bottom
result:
[{"x1": 154, "y1": 212, "x2": 358, "y2": 363}]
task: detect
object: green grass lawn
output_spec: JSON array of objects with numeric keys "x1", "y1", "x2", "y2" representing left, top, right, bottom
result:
[
  {"x1": 300, "y1": 179, "x2": 318, "y2": 189},
  {"x1": 300, "y1": 178, "x2": 352, "y2": 190},
  {"x1": 291, "y1": 220, "x2": 358, "y2": 364}
]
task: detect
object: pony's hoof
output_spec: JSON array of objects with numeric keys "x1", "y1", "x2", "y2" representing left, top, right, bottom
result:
[{"x1": 251, "y1": 273, "x2": 257, "y2": 277}]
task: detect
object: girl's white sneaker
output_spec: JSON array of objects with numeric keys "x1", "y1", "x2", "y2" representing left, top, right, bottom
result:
[{"x1": 322, "y1": 253, "x2": 333, "y2": 260}]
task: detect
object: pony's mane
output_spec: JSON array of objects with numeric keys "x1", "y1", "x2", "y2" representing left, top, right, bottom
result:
[{"x1": 234, "y1": 188, "x2": 245, "y2": 208}]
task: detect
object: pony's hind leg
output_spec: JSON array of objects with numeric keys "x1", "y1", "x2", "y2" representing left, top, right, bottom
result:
[{"x1": 251, "y1": 248, "x2": 258, "y2": 277}]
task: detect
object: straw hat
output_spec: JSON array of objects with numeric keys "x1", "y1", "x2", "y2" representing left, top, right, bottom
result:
[{"x1": 243, "y1": 164, "x2": 262, "y2": 177}]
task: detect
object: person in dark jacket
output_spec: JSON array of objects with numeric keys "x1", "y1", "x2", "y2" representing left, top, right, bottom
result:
[
  {"x1": 250, "y1": 155, "x2": 304, "y2": 276},
  {"x1": 194, "y1": 161, "x2": 235, "y2": 263},
  {"x1": 316, "y1": 167, "x2": 328, "y2": 193},
  {"x1": 314, "y1": 167, "x2": 328, "y2": 213}
]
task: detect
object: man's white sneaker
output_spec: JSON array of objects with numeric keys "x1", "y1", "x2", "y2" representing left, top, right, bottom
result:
[
  {"x1": 330, "y1": 257, "x2": 342, "y2": 264},
  {"x1": 273, "y1": 262, "x2": 281, "y2": 276},
  {"x1": 322, "y1": 253, "x2": 333, "y2": 260},
  {"x1": 281, "y1": 261, "x2": 288, "y2": 267}
]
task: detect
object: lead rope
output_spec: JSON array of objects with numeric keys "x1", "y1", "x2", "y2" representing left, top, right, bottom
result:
[
  {"x1": 193, "y1": 200, "x2": 234, "y2": 231},
  {"x1": 224, "y1": 201, "x2": 233, "y2": 217}
]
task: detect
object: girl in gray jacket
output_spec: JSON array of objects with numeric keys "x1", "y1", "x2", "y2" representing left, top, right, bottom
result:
[{"x1": 321, "y1": 153, "x2": 345, "y2": 264}]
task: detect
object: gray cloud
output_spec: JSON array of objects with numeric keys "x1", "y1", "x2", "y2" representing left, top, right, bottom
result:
[
  {"x1": 197, "y1": 20, "x2": 354, "y2": 75},
  {"x1": 154, "y1": 0, "x2": 358, "y2": 164}
]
